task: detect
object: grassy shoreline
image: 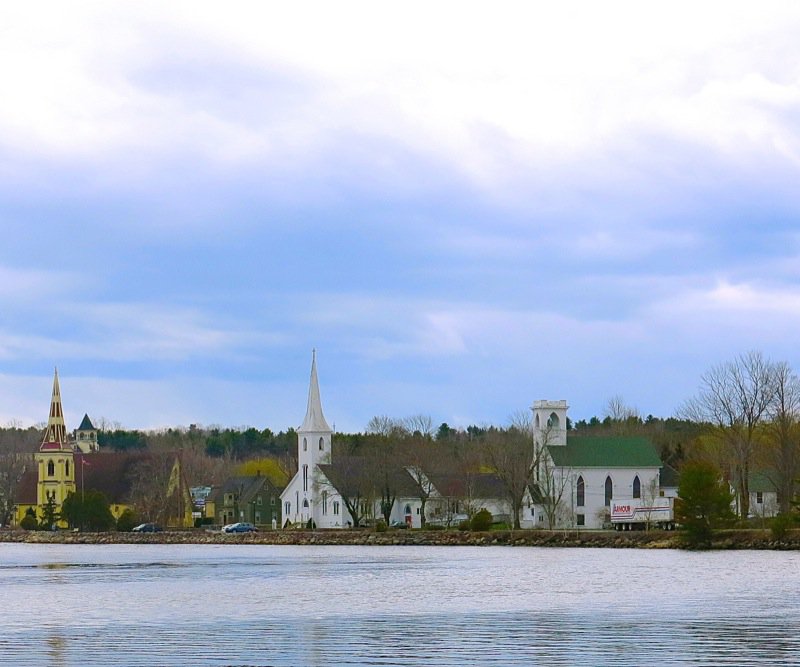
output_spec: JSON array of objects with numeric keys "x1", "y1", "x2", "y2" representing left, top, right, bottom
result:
[{"x1": 1, "y1": 528, "x2": 798, "y2": 549}]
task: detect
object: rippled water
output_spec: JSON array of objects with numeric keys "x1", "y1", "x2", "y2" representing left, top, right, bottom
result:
[{"x1": 1, "y1": 543, "x2": 798, "y2": 666}]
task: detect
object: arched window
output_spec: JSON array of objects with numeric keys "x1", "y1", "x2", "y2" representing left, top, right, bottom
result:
[
  {"x1": 303, "y1": 498, "x2": 309, "y2": 508},
  {"x1": 302, "y1": 464, "x2": 308, "y2": 492},
  {"x1": 535, "y1": 414, "x2": 540, "y2": 429},
  {"x1": 319, "y1": 437, "x2": 324, "y2": 451},
  {"x1": 633, "y1": 475, "x2": 641, "y2": 499},
  {"x1": 605, "y1": 476, "x2": 613, "y2": 507},
  {"x1": 303, "y1": 438, "x2": 307, "y2": 452},
  {"x1": 47, "y1": 461, "x2": 55, "y2": 477},
  {"x1": 284, "y1": 501, "x2": 291, "y2": 516},
  {"x1": 404, "y1": 504, "x2": 412, "y2": 515},
  {"x1": 548, "y1": 412, "x2": 560, "y2": 429},
  {"x1": 65, "y1": 461, "x2": 70, "y2": 477},
  {"x1": 576, "y1": 476, "x2": 585, "y2": 507}
]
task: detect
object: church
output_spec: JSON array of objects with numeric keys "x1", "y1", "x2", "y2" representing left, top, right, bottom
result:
[{"x1": 14, "y1": 369, "x2": 193, "y2": 529}]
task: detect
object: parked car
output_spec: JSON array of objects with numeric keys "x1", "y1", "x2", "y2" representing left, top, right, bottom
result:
[
  {"x1": 132, "y1": 523, "x2": 162, "y2": 533},
  {"x1": 389, "y1": 520, "x2": 409, "y2": 529},
  {"x1": 222, "y1": 522, "x2": 257, "y2": 533}
]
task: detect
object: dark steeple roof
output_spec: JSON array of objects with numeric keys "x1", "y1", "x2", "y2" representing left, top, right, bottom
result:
[{"x1": 77, "y1": 413, "x2": 95, "y2": 431}]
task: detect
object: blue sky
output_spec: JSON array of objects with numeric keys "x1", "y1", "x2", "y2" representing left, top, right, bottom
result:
[{"x1": 2, "y1": 3, "x2": 800, "y2": 432}]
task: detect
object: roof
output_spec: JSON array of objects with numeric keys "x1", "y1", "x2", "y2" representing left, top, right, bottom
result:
[
  {"x1": 318, "y1": 458, "x2": 419, "y2": 498},
  {"x1": 426, "y1": 472, "x2": 506, "y2": 499},
  {"x1": 75, "y1": 452, "x2": 150, "y2": 503},
  {"x1": 749, "y1": 471, "x2": 778, "y2": 493},
  {"x1": 15, "y1": 470, "x2": 37, "y2": 505},
  {"x1": 547, "y1": 436, "x2": 661, "y2": 469},
  {"x1": 216, "y1": 476, "x2": 281, "y2": 504},
  {"x1": 298, "y1": 350, "x2": 332, "y2": 433},
  {"x1": 77, "y1": 414, "x2": 95, "y2": 431}
]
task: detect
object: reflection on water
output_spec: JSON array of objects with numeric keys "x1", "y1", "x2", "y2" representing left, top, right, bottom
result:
[{"x1": 0, "y1": 544, "x2": 798, "y2": 666}]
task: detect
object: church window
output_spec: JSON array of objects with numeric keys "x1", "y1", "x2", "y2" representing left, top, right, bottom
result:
[
  {"x1": 302, "y1": 464, "x2": 308, "y2": 492},
  {"x1": 65, "y1": 461, "x2": 70, "y2": 477},
  {"x1": 322, "y1": 492, "x2": 328, "y2": 515},
  {"x1": 303, "y1": 498, "x2": 309, "y2": 508},
  {"x1": 47, "y1": 461, "x2": 55, "y2": 477},
  {"x1": 404, "y1": 504, "x2": 411, "y2": 515},
  {"x1": 576, "y1": 476, "x2": 585, "y2": 507},
  {"x1": 333, "y1": 501, "x2": 340, "y2": 515},
  {"x1": 633, "y1": 475, "x2": 641, "y2": 499},
  {"x1": 284, "y1": 501, "x2": 291, "y2": 516},
  {"x1": 576, "y1": 514, "x2": 585, "y2": 526},
  {"x1": 303, "y1": 438, "x2": 307, "y2": 452},
  {"x1": 605, "y1": 476, "x2": 613, "y2": 507},
  {"x1": 319, "y1": 437, "x2": 324, "y2": 451}
]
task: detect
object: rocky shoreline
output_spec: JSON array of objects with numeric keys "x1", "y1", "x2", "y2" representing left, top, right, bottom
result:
[{"x1": 1, "y1": 527, "x2": 798, "y2": 549}]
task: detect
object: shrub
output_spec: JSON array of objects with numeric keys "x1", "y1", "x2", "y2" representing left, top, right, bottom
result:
[
  {"x1": 20, "y1": 514, "x2": 38, "y2": 531},
  {"x1": 116, "y1": 509, "x2": 139, "y2": 532},
  {"x1": 771, "y1": 513, "x2": 795, "y2": 541},
  {"x1": 457, "y1": 519, "x2": 470, "y2": 531},
  {"x1": 375, "y1": 520, "x2": 387, "y2": 532},
  {"x1": 470, "y1": 509, "x2": 493, "y2": 531}
]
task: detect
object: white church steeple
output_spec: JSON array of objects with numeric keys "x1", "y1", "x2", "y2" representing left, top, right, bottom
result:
[{"x1": 298, "y1": 349, "x2": 332, "y2": 434}]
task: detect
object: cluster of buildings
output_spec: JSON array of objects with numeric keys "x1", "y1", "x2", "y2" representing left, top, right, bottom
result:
[{"x1": 11, "y1": 355, "x2": 782, "y2": 531}]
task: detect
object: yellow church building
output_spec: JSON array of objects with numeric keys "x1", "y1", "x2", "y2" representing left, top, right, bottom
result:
[{"x1": 14, "y1": 370, "x2": 193, "y2": 529}]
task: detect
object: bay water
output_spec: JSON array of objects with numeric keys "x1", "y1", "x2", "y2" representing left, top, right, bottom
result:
[{"x1": 1, "y1": 543, "x2": 798, "y2": 666}]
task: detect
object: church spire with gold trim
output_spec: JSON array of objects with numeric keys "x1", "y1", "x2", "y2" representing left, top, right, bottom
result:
[{"x1": 41, "y1": 368, "x2": 68, "y2": 450}]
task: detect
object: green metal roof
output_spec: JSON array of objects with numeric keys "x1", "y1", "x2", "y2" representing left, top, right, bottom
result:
[{"x1": 547, "y1": 436, "x2": 661, "y2": 468}]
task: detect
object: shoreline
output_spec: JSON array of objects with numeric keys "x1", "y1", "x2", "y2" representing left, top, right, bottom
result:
[{"x1": 1, "y1": 528, "x2": 798, "y2": 550}]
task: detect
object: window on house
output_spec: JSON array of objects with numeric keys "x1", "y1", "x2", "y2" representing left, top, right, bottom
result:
[
  {"x1": 576, "y1": 476, "x2": 585, "y2": 507},
  {"x1": 257, "y1": 496, "x2": 263, "y2": 506},
  {"x1": 605, "y1": 476, "x2": 613, "y2": 507},
  {"x1": 576, "y1": 514, "x2": 585, "y2": 526},
  {"x1": 322, "y1": 492, "x2": 328, "y2": 515},
  {"x1": 756, "y1": 491, "x2": 763, "y2": 504},
  {"x1": 333, "y1": 501, "x2": 340, "y2": 515},
  {"x1": 633, "y1": 475, "x2": 641, "y2": 499},
  {"x1": 284, "y1": 501, "x2": 291, "y2": 516},
  {"x1": 302, "y1": 465, "x2": 308, "y2": 492},
  {"x1": 47, "y1": 461, "x2": 55, "y2": 477},
  {"x1": 271, "y1": 496, "x2": 276, "y2": 506}
]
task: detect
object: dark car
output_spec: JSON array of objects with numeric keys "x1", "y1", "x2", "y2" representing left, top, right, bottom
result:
[
  {"x1": 222, "y1": 522, "x2": 257, "y2": 533},
  {"x1": 132, "y1": 523, "x2": 163, "y2": 533}
]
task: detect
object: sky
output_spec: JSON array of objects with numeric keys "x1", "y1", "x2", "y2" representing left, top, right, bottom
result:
[{"x1": 2, "y1": 3, "x2": 800, "y2": 433}]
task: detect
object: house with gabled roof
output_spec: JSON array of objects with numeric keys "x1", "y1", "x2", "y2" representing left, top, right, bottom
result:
[
  {"x1": 530, "y1": 400, "x2": 663, "y2": 529},
  {"x1": 208, "y1": 474, "x2": 283, "y2": 527}
]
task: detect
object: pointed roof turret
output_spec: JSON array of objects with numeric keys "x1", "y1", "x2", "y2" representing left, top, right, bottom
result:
[
  {"x1": 41, "y1": 368, "x2": 68, "y2": 450},
  {"x1": 298, "y1": 350, "x2": 332, "y2": 433},
  {"x1": 78, "y1": 413, "x2": 95, "y2": 431}
]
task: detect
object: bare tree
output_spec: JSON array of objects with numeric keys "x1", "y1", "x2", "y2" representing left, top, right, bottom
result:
[
  {"x1": 484, "y1": 415, "x2": 538, "y2": 530},
  {"x1": 763, "y1": 361, "x2": 800, "y2": 514},
  {"x1": 533, "y1": 422, "x2": 572, "y2": 530},
  {"x1": 684, "y1": 351, "x2": 777, "y2": 518},
  {"x1": 0, "y1": 426, "x2": 38, "y2": 525},
  {"x1": 398, "y1": 416, "x2": 440, "y2": 527}
]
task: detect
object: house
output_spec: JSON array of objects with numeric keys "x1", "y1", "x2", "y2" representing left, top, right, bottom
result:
[
  {"x1": 531, "y1": 400, "x2": 663, "y2": 529},
  {"x1": 208, "y1": 475, "x2": 283, "y2": 527},
  {"x1": 424, "y1": 472, "x2": 512, "y2": 527},
  {"x1": 746, "y1": 472, "x2": 780, "y2": 519}
]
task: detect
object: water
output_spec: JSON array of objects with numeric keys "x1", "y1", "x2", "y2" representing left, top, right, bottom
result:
[{"x1": 1, "y1": 543, "x2": 799, "y2": 666}]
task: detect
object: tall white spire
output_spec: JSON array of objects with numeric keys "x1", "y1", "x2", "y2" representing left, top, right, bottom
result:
[
  {"x1": 41, "y1": 367, "x2": 68, "y2": 448},
  {"x1": 298, "y1": 349, "x2": 331, "y2": 433}
]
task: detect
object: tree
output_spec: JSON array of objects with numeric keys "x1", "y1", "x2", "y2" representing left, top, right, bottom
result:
[
  {"x1": 484, "y1": 414, "x2": 537, "y2": 530},
  {"x1": 684, "y1": 351, "x2": 777, "y2": 518},
  {"x1": 675, "y1": 461, "x2": 735, "y2": 547},
  {"x1": 61, "y1": 490, "x2": 115, "y2": 531},
  {"x1": 763, "y1": 362, "x2": 800, "y2": 514},
  {"x1": 39, "y1": 495, "x2": 59, "y2": 530},
  {"x1": 399, "y1": 416, "x2": 441, "y2": 528}
]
